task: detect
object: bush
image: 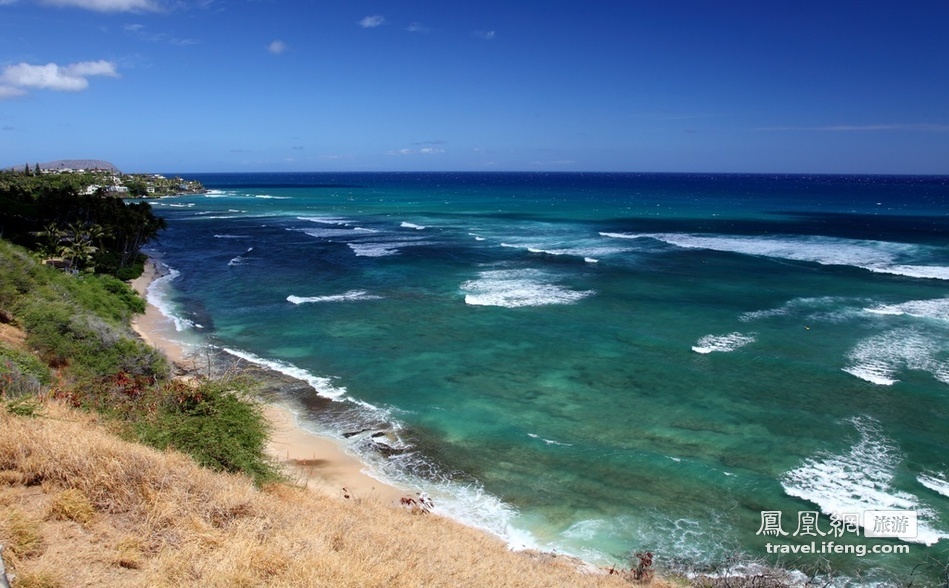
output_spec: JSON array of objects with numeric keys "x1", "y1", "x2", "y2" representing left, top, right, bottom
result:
[
  {"x1": 0, "y1": 241, "x2": 51, "y2": 310},
  {"x1": 133, "y1": 378, "x2": 279, "y2": 486},
  {"x1": 0, "y1": 342, "x2": 51, "y2": 398},
  {"x1": 64, "y1": 274, "x2": 146, "y2": 323},
  {"x1": 16, "y1": 293, "x2": 167, "y2": 381}
]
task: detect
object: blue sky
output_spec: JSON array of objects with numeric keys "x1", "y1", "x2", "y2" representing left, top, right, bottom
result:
[{"x1": 2, "y1": 0, "x2": 948, "y2": 174}]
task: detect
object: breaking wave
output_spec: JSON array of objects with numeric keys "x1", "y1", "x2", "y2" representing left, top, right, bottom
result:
[
  {"x1": 782, "y1": 416, "x2": 947, "y2": 546},
  {"x1": 842, "y1": 328, "x2": 949, "y2": 386},
  {"x1": 287, "y1": 291, "x2": 383, "y2": 304},
  {"x1": 601, "y1": 232, "x2": 949, "y2": 281},
  {"x1": 460, "y1": 268, "x2": 595, "y2": 308},
  {"x1": 692, "y1": 332, "x2": 756, "y2": 354}
]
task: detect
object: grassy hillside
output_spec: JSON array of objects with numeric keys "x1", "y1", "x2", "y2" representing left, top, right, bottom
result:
[
  {"x1": 0, "y1": 400, "x2": 669, "y2": 588},
  {"x1": 0, "y1": 239, "x2": 281, "y2": 488}
]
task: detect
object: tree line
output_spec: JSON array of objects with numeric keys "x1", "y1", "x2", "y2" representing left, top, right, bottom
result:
[{"x1": 0, "y1": 169, "x2": 167, "y2": 279}]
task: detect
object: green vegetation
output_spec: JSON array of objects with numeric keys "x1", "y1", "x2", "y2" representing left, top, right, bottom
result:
[
  {"x1": 0, "y1": 341, "x2": 51, "y2": 398},
  {"x1": 0, "y1": 168, "x2": 178, "y2": 278},
  {"x1": 134, "y1": 378, "x2": 276, "y2": 483},
  {"x1": 0, "y1": 239, "x2": 279, "y2": 486}
]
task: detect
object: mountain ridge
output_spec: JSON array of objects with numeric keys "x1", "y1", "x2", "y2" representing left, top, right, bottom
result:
[{"x1": 9, "y1": 159, "x2": 120, "y2": 172}]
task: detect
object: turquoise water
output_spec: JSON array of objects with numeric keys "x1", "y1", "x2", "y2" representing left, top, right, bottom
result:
[{"x1": 145, "y1": 173, "x2": 949, "y2": 585}]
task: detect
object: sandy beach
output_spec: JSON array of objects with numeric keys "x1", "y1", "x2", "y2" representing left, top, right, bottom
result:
[{"x1": 129, "y1": 261, "x2": 405, "y2": 504}]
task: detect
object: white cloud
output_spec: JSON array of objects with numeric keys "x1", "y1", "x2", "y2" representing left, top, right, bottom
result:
[
  {"x1": 0, "y1": 85, "x2": 26, "y2": 98},
  {"x1": 473, "y1": 30, "x2": 496, "y2": 40},
  {"x1": 406, "y1": 22, "x2": 429, "y2": 33},
  {"x1": 387, "y1": 147, "x2": 445, "y2": 156},
  {"x1": 359, "y1": 14, "x2": 385, "y2": 28},
  {"x1": 0, "y1": 60, "x2": 118, "y2": 96},
  {"x1": 39, "y1": 0, "x2": 158, "y2": 11},
  {"x1": 267, "y1": 40, "x2": 288, "y2": 55},
  {"x1": 66, "y1": 60, "x2": 118, "y2": 77}
]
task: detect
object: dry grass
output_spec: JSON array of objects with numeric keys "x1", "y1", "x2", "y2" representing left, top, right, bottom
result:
[
  {"x1": 0, "y1": 399, "x2": 675, "y2": 588},
  {"x1": 0, "y1": 323, "x2": 27, "y2": 348},
  {"x1": 46, "y1": 488, "x2": 95, "y2": 526}
]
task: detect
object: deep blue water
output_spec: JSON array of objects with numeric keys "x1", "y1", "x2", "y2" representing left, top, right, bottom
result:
[{"x1": 144, "y1": 172, "x2": 949, "y2": 585}]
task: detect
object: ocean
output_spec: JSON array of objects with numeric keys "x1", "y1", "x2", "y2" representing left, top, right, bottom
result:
[{"x1": 142, "y1": 172, "x2": 949, "y2": 585}]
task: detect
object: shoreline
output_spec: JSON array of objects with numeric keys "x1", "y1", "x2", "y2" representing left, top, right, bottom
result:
[
  {"x1": 129, "y1": 260, "x2": 406, "y2": 505},
  {"x1": 124, "y1": 258, "x2": 640, "y2": 581}
]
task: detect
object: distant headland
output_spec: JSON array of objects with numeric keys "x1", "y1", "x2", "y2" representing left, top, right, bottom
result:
[
  {"x1": 19, "y1": 159, "x2": 121, "y2": 173},
  {"x1": 6, "y1": 159, "x2": 205, "y2": 197}
]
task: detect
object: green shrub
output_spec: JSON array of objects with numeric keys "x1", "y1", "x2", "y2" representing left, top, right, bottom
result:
[
  {"x1": 115, "y1": 254, "x2": 146, "y2": 281},
  {"x1": 5, "y1": 396, "x2": 43, "y2": 417},
  {"x1": 0, "y1": 241, "x2": 51, "y2": 310},
  {"x1": 0, "y1": 342, "x2": 51, "y2": 400},
  {"x1": 15, "y1": 288, "x2": 166, "y2": 380},
  {"x1": 133, "y1": 378, "x2": 280, "y2": 486},
  {"x1": 64, "y1": 274, "x2": 146, "y2": 322}
]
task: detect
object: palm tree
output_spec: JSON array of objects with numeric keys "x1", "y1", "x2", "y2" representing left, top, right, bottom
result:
[
  {"x1": 59, "y1": 222, "x2": 99, "y2": 270},
  {"x1": 35, "y1": 223, "x2": 65, "y2": 258}
]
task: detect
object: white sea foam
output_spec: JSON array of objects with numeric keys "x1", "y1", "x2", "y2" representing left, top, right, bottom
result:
[
  {"x1": 739, "y1": 297, "x2": 865, "y2": 323},
  {"x1": 460, "y1": 268, "x2": 595, "y2": 308},
  {"x1": 287, "y1": 291, "x2": 382, "y2": 304},
  {"x1": 203, "y1": 190, "x2": 240, "y2": 198},
  {"x1": 600, "y1": 232, "x2": 645, "y2": 240},
  {"x1": 562, "y1": 519, "x2": 607, "y2": 541},
  {"x1": 228, "y1": 247, "x2": 254, "y2": 267},
  {"x1": 871, "y1": 265, "x2": 949, "y2": 281},
  {"x1": 145, "y1": 265, "x2": 196, "y2": 332},
  {"x1": 299, "y1": 227, "x2": 372, "y2": 238},
  {"x1": 691, "y1": 332, "x2": 756, "y2": 354},
  {"x1": 401, "y1": 221, "x2": 426, "y2": 230},
  {"x1": 502, "y1": 239, "x2": 627, "y2": 262},
  {"x1": 918, "y1": 472, "x2": 949, "y2": 498},
  {"x1": 782, "y1": 416, "x2": 947, "y2": 545},
  {"x1": 427, "y1": 480, "x2": 532, "y2": 550},
  {"x1": 527, "y1": 433, "x2": 573, "y2": 447},
  {"x1": 348, "y1": 239, "x2": 427, "y2": 257},
  {"x1": 255, "y1": 194, "x2": 290, "y2": 199},
  {"x1": 213, "y1": 234, "x2": 250, "y2": 239},
  {"x1": 298, "y1": 216, "x2": 350, "y2": 225},
  {"x1": 220, "y1": 347, "x2": 347, "y2": 400},
  {"x1": 601, "y1": 232, "x2": 949, "y2": 281},
  {"x1": 865, "y1": 298, "x2": 949, "y2": 323},
  {"x1": 842, "y1": 328, "x2": 949, "y2": 386}
]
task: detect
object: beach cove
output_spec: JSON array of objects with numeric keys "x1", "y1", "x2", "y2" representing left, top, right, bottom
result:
[
  {"x1": 130, "y1": 260, "x2": 406, "y2": 505},
  {"x1": 140, "y1": 172, "x2": 949, "y2": 585}
]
